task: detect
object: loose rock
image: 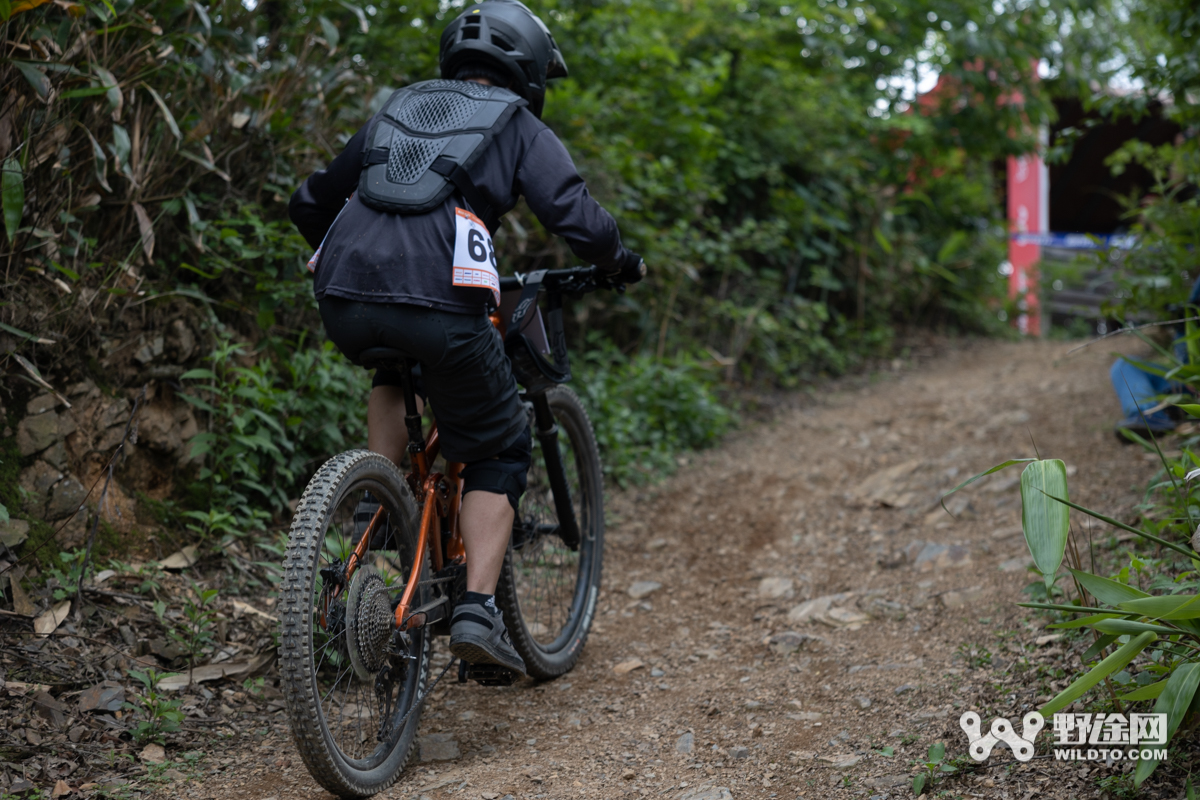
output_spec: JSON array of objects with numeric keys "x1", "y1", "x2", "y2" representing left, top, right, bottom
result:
[
  {"x1": 79, "y1": 684, "x2": 125, "y2": 713},
  {"x1": 758, "y1": 576, "x2": 794, "y2": 599},
  {"x1": 140, "y1": 744, "x2": 167, "y2": 764},
  {"x1": 675, "y1": 732, "x2": 694, "y2": 754},
  {"x1": 626, "y1": 581, "x2": 662, "y2": 600},
  {"x1": 418, "y1": 732, "x2": 460, "y2": 762}
]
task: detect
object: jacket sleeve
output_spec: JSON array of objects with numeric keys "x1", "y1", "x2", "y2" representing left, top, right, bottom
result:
[
  {"x1": 515, "y1": 128, "x2": 637, "y2": 271},
  {"x1": 289, "y1": 126, "x2": 369, "y2": 250}
]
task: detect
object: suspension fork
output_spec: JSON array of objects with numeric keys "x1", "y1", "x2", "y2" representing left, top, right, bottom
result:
[{"x1": 530, "y1": 391, "x2": 581, "y2": 550}]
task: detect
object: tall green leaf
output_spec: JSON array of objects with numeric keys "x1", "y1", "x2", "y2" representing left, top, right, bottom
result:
[
  {"x1": 1119, "y1": 594, "x2": 1200, "y2": 620},
  {"x1": 1092, "y1": 618, "x2": 1177, "y2": 636},
  {"x1": 1069, "y1": 568, "x2": 1151, "y2": 606},
  {"x1": 2, "y1": 155, "x2": 24, "y2": 242},
  {"x1": 1135, "y1": 663, "x2": 1200, "y2": 785},
  {"x1": 1040, "y1": 632, "x2": 1157, "y2": 717},
  {"x1": 141, "y1": 85, "x2": 181, "y2": 142},
  {"x1": 1021, "y1": 460, "x2": 1070, "y2": 589}
]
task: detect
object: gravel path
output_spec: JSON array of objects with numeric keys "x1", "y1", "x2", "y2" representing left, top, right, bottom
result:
[{"x1": 175, "y1": 337, "x2": 1158, "y2": 800}]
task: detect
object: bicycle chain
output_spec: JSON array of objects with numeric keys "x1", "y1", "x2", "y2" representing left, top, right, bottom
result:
[{"x1": 387, "y1": 655, "x2": 458, "y2": 736}]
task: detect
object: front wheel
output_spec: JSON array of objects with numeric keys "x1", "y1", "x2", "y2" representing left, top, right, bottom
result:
[
  {"x1": 279, "y1": 450, "x2": 428, "y2": 798},
  {"x1": 496, "y1": 386, "x2": 604, "y2": 679}
]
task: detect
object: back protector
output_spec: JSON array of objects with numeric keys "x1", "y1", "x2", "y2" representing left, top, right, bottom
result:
[{"x1": 357, "y1": 79, "x2": 527, "y2": 230}]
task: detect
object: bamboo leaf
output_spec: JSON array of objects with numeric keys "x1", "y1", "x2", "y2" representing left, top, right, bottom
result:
[
  {"x1": 0, "y1": 320, "x2": 53, "y2": 344},
  {"x1": 1092, "y1": 619, "x2": 1178, "y2": 636},
  {"x1": 1040, "y1": 632, "x2": 1157, "y2": 717},
  {"x1": 192, "y1": 1, "x2": 211, "y2": 36},
  {"x1": 142, "y1": 84, "x2": 181, "y2": 141},
  {"x1": 1046, "y1": 613, "x2": 1123, "y2": 629},
  {"x1": 84, "y1": 129, "x2": 111, "y2": 192},
  {"x1": 12, "y1": 61, "x2": 49, "y2": 98},
  {"x1": 937, "y1": 230, "x2": 969, "y2": 263},
  {"x1": 2, "y1": 154, "x2": 24, "y2": 242},
  {"x1": 872, "y1": 225, "x2": 892, "y2": 254},
  {"x1": 1117, "y1": 679, "x2": 1167, "y2": 701},
  {"x1": 1178, "y1": 404, "x2": 1200, "y2": 419},
  {"x1": 1135, "y1": 663, "x2": 1200, "y2": 786},
  {"x1": 91, "y1": 64, "x2": 122, "y2": 116},
  {"x1": 318, "y1": 15, "x2": 340, "y2": 51},
  {"x1": 1119, "y1": 594, "x2": 1200, "y2": 620},
  {"x1": 1045, "y1": 494, "x2": 1197, "y2": 560},
  {"x1": 1069, "y1": 568, "x2": 1151, "y2": 606},
  {"x1": 60, "y1": 86, "x2": 109, "y2": 99},
  {"x1": 337, "y1": 0, "x2": 369, "y2": 33},
  {"x1": 1021, "y1": 460, "x2": 1070, "y2": 588},
  {"x1": 1081, "y1": 633, "x2": 1119, "y2": 661},
  {"x1": 940, "y1": 458, "x2": 1037, "y2": 511}
]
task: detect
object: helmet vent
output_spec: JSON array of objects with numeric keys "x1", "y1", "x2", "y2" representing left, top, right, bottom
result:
[
  {"x1": 461, "y1": 26, "x2": 480, "y2": 39},
  {"x1": 386, "y1": 134, "x2": 452, "y2": 185},
  {"x1": 394, "y1": 91, "x2": 484, "y2": 133},
  {"x1": 491, "y1": 34, "x2": 515, "y2": 51}
]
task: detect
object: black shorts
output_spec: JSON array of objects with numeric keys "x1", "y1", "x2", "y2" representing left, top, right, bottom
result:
[{"x1": 319, "y1": 297, "x2": 527, "y2": 465}]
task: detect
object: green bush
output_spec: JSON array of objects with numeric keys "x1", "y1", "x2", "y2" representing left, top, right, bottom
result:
[
  {"x1": 575, "y1": 343, "x2": 732, "y2": 486},
  {"x1": 181, "y1": 333, "x2": 370, "y2": 530}
]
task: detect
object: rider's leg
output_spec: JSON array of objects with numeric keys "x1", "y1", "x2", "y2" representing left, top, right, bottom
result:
[
  {"x1": 459, "y1": 490, "x2": 515, "y2": 594},
  {"x1": 366, "y1": 385, "x2": 424, "y2": 466}
]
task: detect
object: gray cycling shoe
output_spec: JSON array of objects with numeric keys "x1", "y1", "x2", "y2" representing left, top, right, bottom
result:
[{"x1": 449, "y1": 601, "x2": 527, "y2": 676}]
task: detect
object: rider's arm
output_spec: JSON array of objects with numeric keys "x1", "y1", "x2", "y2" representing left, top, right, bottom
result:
[
  {"x1": 516, "y1": 128, "x2": 641, "y2": 277},
  {"x1": 289, "y1": 126, "x2": 369, "y2": 250}
]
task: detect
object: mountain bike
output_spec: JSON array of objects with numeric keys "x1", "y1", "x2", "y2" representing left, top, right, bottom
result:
[{"x1": 279, "y1": 266, "x2": 612, "y2": 798}]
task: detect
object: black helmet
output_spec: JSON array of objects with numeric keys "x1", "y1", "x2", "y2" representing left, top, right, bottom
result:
[{"x1": 439, "y1": 0, "x2": 567, "y2": 118}]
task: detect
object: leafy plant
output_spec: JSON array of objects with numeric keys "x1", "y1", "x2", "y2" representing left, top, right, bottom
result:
[
  {"x1": 124, "y1": 669, "x2": 185, "y2": 745},
  {"x1": 911, "y1": 741, "x2": 955, "y2": 796},
  {"x1": 181, "y1": 332, "x2": 370, "y2": 530},
  {"x1": 154, "y1": 584, "x2": 220, "y2": 671},
  {"x1": 945, "y1": 450, "x2": 1200, "y2": 787},
  {"x1": 575, "y1": 342, "x2": 733, "y2": 486},
  {"x1": 46, "y1": 548, "x2": 86, "y2": 600}
]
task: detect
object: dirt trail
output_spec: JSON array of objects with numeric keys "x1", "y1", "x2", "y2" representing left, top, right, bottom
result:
[{"x1": 186, "y1": 338, "x2": 1158, "y2": 800}]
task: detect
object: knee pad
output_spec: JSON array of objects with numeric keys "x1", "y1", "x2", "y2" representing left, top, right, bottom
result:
[{"x1": 461, "y1": 428, "x2": 532, "y2": 512}]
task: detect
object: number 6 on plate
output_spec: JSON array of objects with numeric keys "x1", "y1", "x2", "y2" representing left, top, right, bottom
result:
[{"x1": 452, "y1": 207, "x2": 500, "y2": 303}]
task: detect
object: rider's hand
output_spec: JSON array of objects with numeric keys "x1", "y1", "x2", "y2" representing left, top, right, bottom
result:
[{"x1": 600, "y1": 251, "x2": 646, "y2": 287}]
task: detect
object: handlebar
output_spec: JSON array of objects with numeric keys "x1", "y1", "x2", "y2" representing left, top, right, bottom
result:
[{"x1": 498, "y1": 265, "x2": 621, "y2": 295}]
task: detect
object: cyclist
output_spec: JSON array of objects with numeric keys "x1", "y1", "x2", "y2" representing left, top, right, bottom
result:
[{"x1": 289, "y1": 0, "x2": 644, "y2": 677}]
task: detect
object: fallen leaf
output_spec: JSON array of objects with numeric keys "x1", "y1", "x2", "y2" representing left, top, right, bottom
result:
[
  {"x1": 51, "y1": 779, "x2": 71, "y2": 798},
  {"x1": 131, "y1": 202, "x2": 155, "y2": 262},
  {"x1": 156, "y1": 651, "x2": 275, "y2": 691},
  {"x1": 10, "y1": 567, "x2": 35, "y2": 615},
  {"x1": 613, "y1": 658, "x2": 644, "y2": 675},
  {"x1": 34, "y1": 600, "x2": 71, "y2": 636},
  {"x1": 1035, "y1": 634, "x2": 1062, "y2": 646},
  {"x1": 158, "y1": 545, "x2": 198, "y2": 570},
  {"x1": 230, "y1": 599, "x2": 278, "y2": 623}
]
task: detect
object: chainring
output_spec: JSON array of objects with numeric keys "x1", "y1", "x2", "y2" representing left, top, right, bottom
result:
[{"x1": 345, "y1": 565, "x2": 395, "y2": 682}]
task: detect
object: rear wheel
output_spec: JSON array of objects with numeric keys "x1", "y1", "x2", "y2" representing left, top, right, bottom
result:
[
  {"x1": 496, "y1": 386, "x2": 604, "y2": 679},
  {"x1": 280, "y1": 450, "x2": 429, "y2": 798}
]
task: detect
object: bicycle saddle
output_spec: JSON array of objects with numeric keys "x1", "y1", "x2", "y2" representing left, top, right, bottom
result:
[{"x1": 356, "y1": 347, "x2": 408, "y2": 369}]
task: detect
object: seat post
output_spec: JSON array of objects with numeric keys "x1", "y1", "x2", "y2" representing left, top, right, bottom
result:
[{"x1": 398, "y1": 358, "x2": 426, "y2": 456}]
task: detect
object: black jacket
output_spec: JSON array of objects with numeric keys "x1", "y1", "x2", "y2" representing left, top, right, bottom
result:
[{"x1": 290, "y1": 105, "x2": 636, "y2": 315}]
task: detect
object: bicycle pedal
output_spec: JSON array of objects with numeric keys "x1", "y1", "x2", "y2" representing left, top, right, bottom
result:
[{"x1": 464, "y1": 663, "x2": 520, "y2": 686}]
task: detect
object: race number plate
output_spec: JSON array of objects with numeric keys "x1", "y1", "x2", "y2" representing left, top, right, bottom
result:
[{"x1": 452, "y1": 207, "x2": 499, "y2": 304}]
